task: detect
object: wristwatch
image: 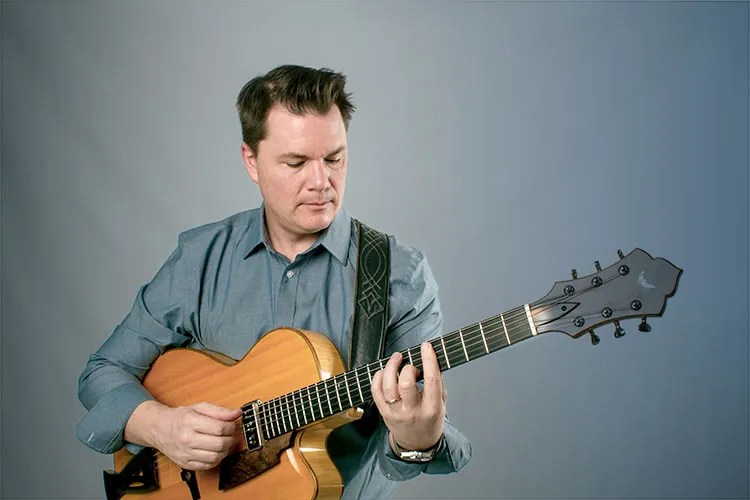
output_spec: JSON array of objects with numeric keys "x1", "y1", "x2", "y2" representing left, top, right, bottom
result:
[{"x1": 390, "y1": 434, "x2": 444, "y2": 463}]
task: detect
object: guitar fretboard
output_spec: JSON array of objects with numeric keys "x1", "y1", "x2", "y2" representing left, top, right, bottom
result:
[{"x1": 240, "y1": 304, "x2": 535, "y2": 442}]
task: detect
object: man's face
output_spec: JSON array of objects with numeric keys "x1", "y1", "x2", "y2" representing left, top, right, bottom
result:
[{"x1": 243, "y1": 104, "x2": 348, "y2": 245}]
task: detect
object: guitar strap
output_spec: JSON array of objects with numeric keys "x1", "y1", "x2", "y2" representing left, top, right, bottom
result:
[
  {"x1": 348, "y1": 218, "x2": 390, "y2": 372},
  {"x1": 328, "y1": 219, "x2": 390, "y2": 468}
]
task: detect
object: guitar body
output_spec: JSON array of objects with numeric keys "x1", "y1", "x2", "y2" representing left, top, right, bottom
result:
[{"x1": 112, "y1": 327, "x2": 362, "y2": 500}]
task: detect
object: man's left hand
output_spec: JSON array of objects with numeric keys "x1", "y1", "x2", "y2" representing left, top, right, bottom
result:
[{"x1": 372, "y1": 342, "x2": 446, "y2": 452}]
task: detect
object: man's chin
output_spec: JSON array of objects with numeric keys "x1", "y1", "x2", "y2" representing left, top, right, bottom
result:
[{"x1": 296, "y1": 208, "x2": 337, "y2": 234}]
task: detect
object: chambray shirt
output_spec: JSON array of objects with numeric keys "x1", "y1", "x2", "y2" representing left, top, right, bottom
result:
[{"x1": 77, "y1": 206, "x2": 471, "y2": 499}]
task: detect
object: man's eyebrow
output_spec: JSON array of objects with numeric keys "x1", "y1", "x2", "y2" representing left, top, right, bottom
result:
[{"x1": 277, "y1": 146, "x2": 346, "y2": 160}]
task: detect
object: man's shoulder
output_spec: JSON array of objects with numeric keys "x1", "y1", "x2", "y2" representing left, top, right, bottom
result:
[
  {"x1": 177, "y1": 208, "x2": 261, "y2": 250},
  {"x1": 354, "y1": 219, "x2": 430, "y2": 282}
]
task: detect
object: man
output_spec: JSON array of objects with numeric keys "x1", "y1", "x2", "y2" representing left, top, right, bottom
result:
[{"x1": 77, "y1": 64, "x2": 471, "y2": 498}]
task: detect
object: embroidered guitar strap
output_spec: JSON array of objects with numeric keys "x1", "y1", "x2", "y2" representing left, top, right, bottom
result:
[
  {"x1": 348, "y1": 219, "x2": 390, "y2": 372},
  {"x1": 327, "y1": 219, "x2": 390, "y2": 476}
]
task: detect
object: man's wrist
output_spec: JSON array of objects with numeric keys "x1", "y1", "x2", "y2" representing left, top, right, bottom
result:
[{"x1": 388, "y1": 432, "x2": 444, "y2": 463}]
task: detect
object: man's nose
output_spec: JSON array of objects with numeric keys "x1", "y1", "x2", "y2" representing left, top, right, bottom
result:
[{"x1": 307, "y1": 160, "x2": 330, "y2": 190}]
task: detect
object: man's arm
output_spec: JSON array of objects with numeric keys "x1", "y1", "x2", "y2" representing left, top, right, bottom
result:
[
  {"x1": 77, "y1": 233, "x2": 241, "y2": 469},
  {"x1": 371, "y1": 236, "x2": 472, "y2": 480}
]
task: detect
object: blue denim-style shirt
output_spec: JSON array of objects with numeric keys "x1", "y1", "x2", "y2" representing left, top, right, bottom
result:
[{"x1": 77, "y1": 206, "x2": 471, "y2": 499}]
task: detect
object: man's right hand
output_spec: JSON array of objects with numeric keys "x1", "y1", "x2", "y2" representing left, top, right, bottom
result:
[{"x1": 125, "y1": 400, "x2": 242, "y2": 470}]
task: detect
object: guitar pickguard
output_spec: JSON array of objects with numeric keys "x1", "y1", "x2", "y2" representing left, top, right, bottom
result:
[{"x1": 218, "y1": 433, "x2": 293, "y2": 490}]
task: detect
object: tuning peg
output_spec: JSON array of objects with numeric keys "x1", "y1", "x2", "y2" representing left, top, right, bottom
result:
[
  {"x1": 571, "y1": 269, "x2": 578, "y2": 279},
  {"x1": 617, "y1": 249, "x2": 625, "y2": 259},
  {"x1": 594, "y1": 260, "x2": 602, "y2": 272},
  {"x1": 588, "y1": 329, "x2": 600, "y2": 345},
  {"x1": 614, "y1": 320, "x2": 626, "y2": 338},
  {"x1": 638, "y1": 316, "x2": 651, "y2": 333}
]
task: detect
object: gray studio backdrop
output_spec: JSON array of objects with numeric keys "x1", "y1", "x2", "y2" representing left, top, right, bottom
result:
[{"x1": 2, "y1": 2, "x2": 748, "y2": 499}]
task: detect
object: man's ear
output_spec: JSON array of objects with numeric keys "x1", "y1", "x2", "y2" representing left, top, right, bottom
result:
[{"x1": 241, "y1": 143, "x2": 259, "y2": 184}]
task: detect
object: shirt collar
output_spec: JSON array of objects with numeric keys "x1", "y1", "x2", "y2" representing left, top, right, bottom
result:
[{"x1": 243, "y1": 205, "x2": 352, "y2": 265}]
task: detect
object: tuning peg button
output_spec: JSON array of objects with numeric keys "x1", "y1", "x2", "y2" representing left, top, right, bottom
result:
[
  {"x1": 617, "y1": 249, "x2": 625, "y2": 259},
  {"x1": 638, "y1": 316, "x2": 651, "y2": 333},
  {"x1": 614, "y1": 320, "x2": 626, "y2": 338},
  {"x1": 588, "y1": 329, "x2": 600, "y2": 346},
  {"x1": 571, "y1": 269, "x2": 578, "y2": 279},
  {"x1": 594, "y1": 260, "x2": 602, "y2": 272}
]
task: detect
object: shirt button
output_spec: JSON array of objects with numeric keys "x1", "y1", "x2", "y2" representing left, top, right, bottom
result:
[{"x1": 286, "y1": 270, "x2": 295, "y2": 279}]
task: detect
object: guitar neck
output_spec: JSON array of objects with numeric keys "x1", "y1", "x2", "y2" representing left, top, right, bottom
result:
[{"x1": 247, "y1": 304, "x2": 536, "y2": 441}]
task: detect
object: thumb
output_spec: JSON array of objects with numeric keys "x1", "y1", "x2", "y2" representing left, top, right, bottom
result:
[{"x1": 193, "y1": 402, "x2": 242, "y2": 421}]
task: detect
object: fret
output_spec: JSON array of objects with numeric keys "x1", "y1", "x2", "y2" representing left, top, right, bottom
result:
[
  {"x1": 325, "y1": 379, "x2": 333, "y2": 415},
  {"x1": 315, "y1": 383, "x2": 324, "y2": 418},
  {"x1": 261, "y1": 403, "x2": 270, "y2": 439},
  {"x1": 342, "y1": 376, "x2": 353, "y2": 407},
  {"x1": 277, "y1": 398, "x2": 286, "y2": 433},
  {"x1": 478, "y1": 322, "x2": 489, "y2": 353},
  {"x1": 292, "y1": 391, "x2": 301, "y2": 428},
  {"x1": 459, "y1": 328, "x2": 469, "y2": 361},
  {"x1": 306, "y1": 386, "x2": 316, "y2": 421},
  {"x1": 407, "y1": 349, "x2": 413, "y2": 365},
  {"x1": 440, "y1": 336, "x2": 450, "y2": 369},
  {"x1": 500, "y1": 314, "x2": 511, "y2": 345},
  {"x1": 411, "y1": 347, "x2": 422, "y2": 369},
  {"x1": 279, "y1": 398, "x2": 288, "y2": 433},
  {"x1": 333, "y1": 377, "x2": 342, "y2": 411},
  {"x1": 272, "y1": 399, "x2": 281, "y2": 436},
  {"x1": 300, "y1": 391, "x2": 308, "y2": 425},
  {"x1": 284, "y1": 395, "x2": 293, "y2": 430},
  {"x1": 354, "y1": 368, "x2": 364, "y2": 402},
  {"x1": 366, "y1": 364, "x2": 373, "y2": 384}
]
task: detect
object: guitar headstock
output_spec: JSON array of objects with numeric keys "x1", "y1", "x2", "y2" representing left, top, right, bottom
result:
[{"x1": 531, "y1": 249, "x2": 682, "y2": 343}]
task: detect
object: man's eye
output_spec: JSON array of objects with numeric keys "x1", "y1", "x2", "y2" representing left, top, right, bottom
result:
[
  {"x1": 285, "y1": 161, "x2": 305, "y2": 167},
  {"x1": 325, "y1": 158, "x2": 341, "y2": 164}
]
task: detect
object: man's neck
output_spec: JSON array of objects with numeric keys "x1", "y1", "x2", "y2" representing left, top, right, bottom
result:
[{"x1": 266, "y1": 227, "x2": 320, "y2": 262}]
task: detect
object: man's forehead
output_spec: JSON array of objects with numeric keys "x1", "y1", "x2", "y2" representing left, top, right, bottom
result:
[
  {"x1": 261, "y1": 104, "x2": 347, "y2": 153},
  {"x1": 266, "y1": 104, "x2": 344, "y2": 131}
]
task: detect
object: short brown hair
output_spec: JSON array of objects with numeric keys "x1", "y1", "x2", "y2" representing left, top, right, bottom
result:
[{"x1": 236, "y1": 65, "x2": 356, "y2": 154}]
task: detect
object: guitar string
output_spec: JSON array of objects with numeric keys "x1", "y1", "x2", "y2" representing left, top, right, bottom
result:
[
  {"x1": 249, "y1": 305, "x2": 628, "y2": 438},
  {"x1": 245, "y1": 271, "x2": 633, "y2": 438},
  {"x1": 247, "y1": 306, "x2": 534, "y2": 434},
  {"x1": 155, "y1": 273, "x2": 631, "y2": 466},
  {"x1": 243, "y1": 271, "x2": 625, "y2": 433},
  {"x1": 152, "y1": 307, "x2": 619, "y2": 471},
  {"x1": 151, "y1": 311, "x2": 624, "y2": 469}
]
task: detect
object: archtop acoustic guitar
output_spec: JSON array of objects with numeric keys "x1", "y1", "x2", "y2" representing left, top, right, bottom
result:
[{"x1": 103, "y1": 248, "x2": 682, "y2": 499}]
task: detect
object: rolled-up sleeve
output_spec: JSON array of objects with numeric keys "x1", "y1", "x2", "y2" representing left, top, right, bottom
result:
[
  {"x1": 376, "y1": 236, "x2": 472, "y2": 479},
  {"x1": 76, "y1": 235, "x2": 198, "y2": 454}
]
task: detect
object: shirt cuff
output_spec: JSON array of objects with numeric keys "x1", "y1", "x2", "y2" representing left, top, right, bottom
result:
[
  {"x1": 378, "y1": 431, "x2": 429, "y2": 480},
  {"x1": 75, "y1": 383, "x2": 153, "y2": 454}
]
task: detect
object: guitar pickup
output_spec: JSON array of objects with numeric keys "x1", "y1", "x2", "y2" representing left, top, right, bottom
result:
[{"x1": 241, "y1": 400, "x2": 264, "y2": 452}]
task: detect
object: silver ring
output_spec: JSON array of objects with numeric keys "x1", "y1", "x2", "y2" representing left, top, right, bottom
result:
[{"x1": 385, "y1": 396, "x2": 402, "y2": 405}]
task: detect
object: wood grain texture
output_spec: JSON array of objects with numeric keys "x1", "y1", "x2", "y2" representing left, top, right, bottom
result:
[{"x1": 113, "y1": 328, "x2": 362, "y2": 500}]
